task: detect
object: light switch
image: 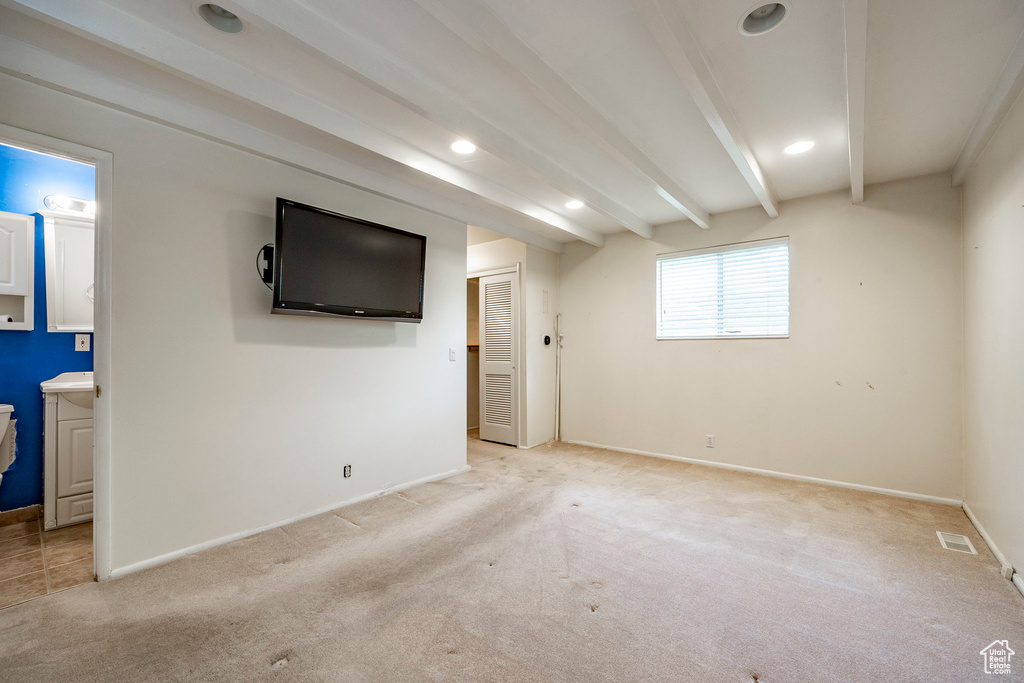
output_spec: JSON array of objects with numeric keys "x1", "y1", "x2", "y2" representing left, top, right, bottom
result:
[
  {"x1": 449, "y1": 347, "x2": 456, "y2": 362},
  {"x1": 75, "y1": 334, "x2": 91, "y2": 352}
]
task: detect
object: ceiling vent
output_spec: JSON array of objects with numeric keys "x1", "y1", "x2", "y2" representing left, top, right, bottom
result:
[
  {"x1": 195, "y1": 3, "x2": 246, "y2": 34},
  {"x1": 936, "y1": 531, "x2": 977, "y2": 555},
  {"x1": 739, "y1": 2, "x2": 789, "y2": 36}
]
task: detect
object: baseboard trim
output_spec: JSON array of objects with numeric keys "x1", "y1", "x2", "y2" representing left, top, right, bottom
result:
[
  {"x1": 962, "y1": 503, "x2": 1010, "y2": 566},
  {"x1": 109, "y1": 464, "x2": 471, "y2": 579},
  {"x1": 962, "y1": 502, "x2": 1023, "y2": 599},
  {"x1": 563, "y1": 439, "x2": 962, "y2": 507}
]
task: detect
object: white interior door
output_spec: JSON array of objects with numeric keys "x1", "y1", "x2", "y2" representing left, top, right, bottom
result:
[{"x1": 479, "y1": 271, "x2": 519, "y2": 446}]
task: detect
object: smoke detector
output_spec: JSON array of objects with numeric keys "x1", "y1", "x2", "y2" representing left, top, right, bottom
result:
[{"x1": 739, "y1": 2, "x2": 790, "y2": 36}]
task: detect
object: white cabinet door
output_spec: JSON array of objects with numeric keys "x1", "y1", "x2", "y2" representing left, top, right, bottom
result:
[
  {"x1": 57, "y1": 418, "x2": 93, "y2": 498},
  {"x1": 56, "y1": 493, "x2": 93, "y2": 527},
  {"x1": 42, "y1": 211, "x2": 94, "y2": 332},
  {"x1": 0, "y1": 210, "x2": 33, "y2": 296}
]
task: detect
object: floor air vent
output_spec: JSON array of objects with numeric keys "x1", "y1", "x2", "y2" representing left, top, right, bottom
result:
[{"x1": 936, "y1": 531, "x2": 977, "y2": 554}]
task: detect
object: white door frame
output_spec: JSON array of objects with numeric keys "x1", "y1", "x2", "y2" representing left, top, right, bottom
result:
[
  {"x1": 0, "y1": 123, "x2": 113, "y2": 580},
  {"x1": 468, "y1": 265, "x2": 519, "y2": 280},
  {"x1": 469, "y1": 264, "x2": 521, "y2": 447}
]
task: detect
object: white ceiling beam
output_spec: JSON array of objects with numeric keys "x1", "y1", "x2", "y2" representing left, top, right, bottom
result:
[
  {"x1": 233, "y1": 0, "x2": 653, "y2": 240},
  {"x1": 952, "y1": 28, "x2": 1024, "y2": 187},
  {"x1": 0, "y1": 25, "x2": 567, "y2": 252},
  {"x1": 632, "y1": 0, "x2": 779, "y2": 218},
  {"x1": 4, "y1": 0, "x2": 603, "y2": 247},
  {"x1": 842, "y1": 0, "x2": 868, "y2": 203},
  {"x1": 410, "y1": 0, "x2": 712, "y2": 229}
]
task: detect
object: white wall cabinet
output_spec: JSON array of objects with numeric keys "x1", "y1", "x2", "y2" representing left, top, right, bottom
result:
[
  {"x1": 41, "y1": 210, "x2": 94, "y2": 332},
  {"x1": 0, "y1": 210, "x2": 35, "y2": 330}
]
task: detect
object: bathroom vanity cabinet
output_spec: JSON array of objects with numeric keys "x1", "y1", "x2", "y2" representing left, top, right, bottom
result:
[{"x1": 41, "y1": 373, "x2": 94, "y2": 529}]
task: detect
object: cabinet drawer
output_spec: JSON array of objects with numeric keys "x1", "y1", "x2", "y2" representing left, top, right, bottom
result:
[
  {"x1": 57, "y1": 418, "x2": 93, "y2": 498},
  {"x1": 56, "y1": 492, "x2": 92, "y2": 527}
]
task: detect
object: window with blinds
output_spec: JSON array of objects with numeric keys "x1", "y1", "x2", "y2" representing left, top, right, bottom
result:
[{"x1": 656, "y1": 237, "x2": 789, "y2": 339}]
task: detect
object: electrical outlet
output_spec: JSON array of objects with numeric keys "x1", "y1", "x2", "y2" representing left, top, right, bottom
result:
[
  {"x1": 75, "y1": 334, "x2": 90, "y2": 352},
  {"x1": 449, "y1": 347, "x2": 456, "y2": 362},
  {"x1": 343, "y1": 464, "x2": 351, "y2": 478},
  {"x1": 705, "y1": 434, "x2": 715, "y2": 448}
]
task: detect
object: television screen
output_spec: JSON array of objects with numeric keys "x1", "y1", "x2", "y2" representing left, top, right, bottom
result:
[{"x1": 272, "y1": 198, "x2": 426, "y2": 322}]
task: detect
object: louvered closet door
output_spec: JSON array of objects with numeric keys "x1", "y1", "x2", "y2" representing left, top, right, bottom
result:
[{"x1": 478, "y1": 271, "x2": 519, "y2": 446}]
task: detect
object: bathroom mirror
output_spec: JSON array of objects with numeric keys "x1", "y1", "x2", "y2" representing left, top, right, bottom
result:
[{"x1": 41, "y1": 210, "x2": 94, "y2": 333}]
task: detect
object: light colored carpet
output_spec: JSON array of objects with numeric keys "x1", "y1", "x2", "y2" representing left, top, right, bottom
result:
[{"x1": 1, "y1": 436, "x2": 1021, "y2": 682}]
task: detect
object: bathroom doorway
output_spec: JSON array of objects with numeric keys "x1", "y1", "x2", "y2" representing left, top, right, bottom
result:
[{"x1": 0, "y1": 123, "x2": 113, "y2": 607}]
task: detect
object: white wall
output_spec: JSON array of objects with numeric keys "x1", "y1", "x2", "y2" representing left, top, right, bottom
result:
[
  {"x1": 467, "y1": 238, "x2": 527, "y2": 275},
  {"x1": 560, "y1": 174, "x2": 963, "y2": 500},
  {"x1": 524, "y1": 245, "x2": 558, "y2": 447},
  {"x1": 0, "y1": 73, "x2": 468, "y2": 572},
  {"x1": 962, "y1": 89, "x2": 1024, "y2": 573}
]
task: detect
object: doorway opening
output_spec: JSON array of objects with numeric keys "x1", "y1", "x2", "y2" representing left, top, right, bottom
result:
[
  {"x1": 467, "y1": 224, "x2": 561, "y2": 450},
  {"x1": 0, "y1": 124, "x2": 113, "y2": 608},
  {"x1": 468, "y1": 268, "x2": 521, "y2": 447}
]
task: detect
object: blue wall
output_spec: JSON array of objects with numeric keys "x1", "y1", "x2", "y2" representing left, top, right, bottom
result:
[{"x1": 0, "y1": 144, "x2": 95, "y2": 511}]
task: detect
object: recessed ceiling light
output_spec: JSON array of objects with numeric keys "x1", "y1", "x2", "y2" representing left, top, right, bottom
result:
[
  {"x1": 450, "y1": 140, "x2": 477, "y2": 154},
  {"x1": 783, "y1": 140, "x2": 815, "y2": 155},
  {"x1": 565, "y1": 199, "x2": 584, "y2": 210},
  {"x1": 196, "y1": 3, "x2": 245, "y2": 34},
  {"x1": 739, "y1": 2, "x2": 789, "y2": 36}
]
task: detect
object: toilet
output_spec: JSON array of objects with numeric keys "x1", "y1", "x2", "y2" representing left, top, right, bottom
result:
[{"x1": 0, "y1": 404, "x2": 13, "y2": 492}]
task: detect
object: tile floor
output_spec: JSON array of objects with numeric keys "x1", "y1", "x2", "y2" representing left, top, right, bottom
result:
[{"x1": 0, "y1": 508, "x2": 93, "y2": 609}]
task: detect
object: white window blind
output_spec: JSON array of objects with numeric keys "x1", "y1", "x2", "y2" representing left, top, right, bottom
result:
[{"x1": 657, "y1": 237, "x2": 789, "y2": 339}]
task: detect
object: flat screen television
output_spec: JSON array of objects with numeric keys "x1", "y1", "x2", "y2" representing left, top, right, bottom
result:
[{"x1": 272, "y1": 198, "x2": 426, "y2": 322}]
